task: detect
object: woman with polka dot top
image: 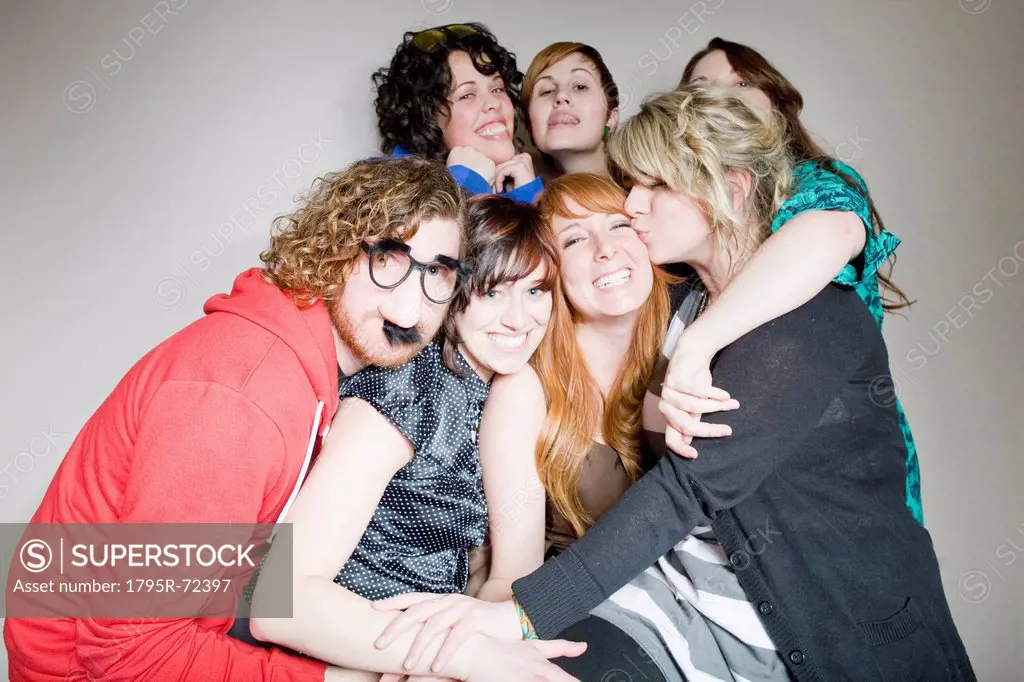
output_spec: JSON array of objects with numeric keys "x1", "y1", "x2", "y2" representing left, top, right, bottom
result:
[{"x1": 247, "y1": 196, "x2": 587, "y2": 681}]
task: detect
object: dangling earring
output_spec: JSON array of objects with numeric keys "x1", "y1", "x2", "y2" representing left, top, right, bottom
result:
[{"x1": 603, "y1": 125, "x2": 610, "y2": 141}]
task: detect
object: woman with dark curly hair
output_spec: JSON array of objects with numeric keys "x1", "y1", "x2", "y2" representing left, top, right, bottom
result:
[{"x1": 374, "y1": 23, "x2": 543, "y2": 204}]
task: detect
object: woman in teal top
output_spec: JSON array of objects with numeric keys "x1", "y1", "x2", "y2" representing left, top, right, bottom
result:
[
  {"x1": 772, "y1": 160, "x2": 901, "y2": 329},
  {"x1": 651, "y1": 38, "x2": 923, "y2": 525},
  {"x1": 772, "y1": 160, "x2": 921, "y2": 523}
]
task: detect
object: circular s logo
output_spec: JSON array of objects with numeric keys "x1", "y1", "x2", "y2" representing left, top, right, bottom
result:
[
  {"x1": 421, "y1": 0, "x2": 455, "y2": 15},
  {"x1": 957, "y1": 570, "x2": 991, "y2": 604},
  {"x1": 960, "y1": 0, "x2": 991, "y2": 14},
  {"x1": 20, "y1": 539, "x2": 53, "y2": 573},
  {"x1": 152, "y1": 276, "x2": 186, "y2": 310},
  {"x1": 868, "y1": 374, "x2": 901, "y2": 408},
  {"x1": 63, "y1": 81, "x2": 97, "y2": 114}
]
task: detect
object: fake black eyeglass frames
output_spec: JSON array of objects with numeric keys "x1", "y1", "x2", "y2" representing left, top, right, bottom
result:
[{"x1": 360, "y1": 239, "x2": 467, "y2": 304}]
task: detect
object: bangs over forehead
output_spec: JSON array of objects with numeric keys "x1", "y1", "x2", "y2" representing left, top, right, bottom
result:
[
  {"x1": 537, "y1": 173, "x2": 628, "y2": 225},
  {"x1": 462, "y1": 195, "x2": 559, "y2": 299},
  {"x1": 607, "y1": 95, "x2": 699, "y2": 195},
  {"x1": 478, "y1": 238, "x2": 559, "y2": 294}
]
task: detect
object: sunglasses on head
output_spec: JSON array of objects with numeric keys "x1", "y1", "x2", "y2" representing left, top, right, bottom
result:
[{"x1": 410, "y1": 23, "x2": 479, "y2": 52}]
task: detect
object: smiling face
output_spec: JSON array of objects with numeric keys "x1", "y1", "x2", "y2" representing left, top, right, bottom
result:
[
  {"x1": 436, "y1": 50, "x2": 517, "y2": 164},
  {"x1": 551, "y1": 198, "x2": 654, "y2": 321},
  {"x1": 332, "y1": 216, "x2": 461, "y2": 368},
  {"x1": 528, "y1": 52, "x2": 617, "y2": 156},
  {"x1": 455, "y1": 264, "x2": 553, "y2": 378},
  {"x1": 623, "y1": 185, "x2": 712, "y2": 266},
  {"x1": 686, "y1": 49, "x2": 772, "y2": 113}
]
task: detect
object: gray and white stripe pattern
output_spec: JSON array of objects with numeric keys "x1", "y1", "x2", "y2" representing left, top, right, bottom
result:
[
  {"x1": 594, "y1": 526, "x2": 788, "y2": 681},
  {"x1": 608, "y1": 281, "x2": 788, "y2": 681}
]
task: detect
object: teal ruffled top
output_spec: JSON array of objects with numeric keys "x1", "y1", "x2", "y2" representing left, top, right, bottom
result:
[{"x1": 771, "y1": 160, "x2": 923, "y2": 525}]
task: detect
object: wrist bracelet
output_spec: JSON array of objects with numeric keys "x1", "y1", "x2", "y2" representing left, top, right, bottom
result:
[{"x1": 513, "y1": 598, "x2": 538, "y2": 640}]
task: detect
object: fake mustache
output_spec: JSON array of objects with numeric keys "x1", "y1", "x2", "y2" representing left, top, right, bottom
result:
[{"x1": 382, "y1": 320, "x2": 422, "y2": 347}]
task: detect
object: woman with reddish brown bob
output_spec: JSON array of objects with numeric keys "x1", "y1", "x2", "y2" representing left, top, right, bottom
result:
[{"x1": 522, "y1": 43, "x2": 621, "y2": 180}]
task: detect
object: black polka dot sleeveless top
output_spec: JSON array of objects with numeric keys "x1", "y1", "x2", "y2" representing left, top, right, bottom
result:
[{"x1": 333, "y1": 340, "x2": 490, "y2": 600}]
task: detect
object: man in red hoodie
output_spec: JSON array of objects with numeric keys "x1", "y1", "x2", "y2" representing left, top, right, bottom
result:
[{"x1": 4, "y1": 157, "x2": 469, "y2": 681}]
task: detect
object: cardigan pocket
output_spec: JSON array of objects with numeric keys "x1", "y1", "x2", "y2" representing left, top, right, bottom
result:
[{"x1": 857, "y1": 597, "x2": 948, "y2": 681}]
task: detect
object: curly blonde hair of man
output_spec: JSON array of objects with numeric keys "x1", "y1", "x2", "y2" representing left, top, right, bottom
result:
[
  {"x1": 609, "y1": 84, "x2": 794, "y2": 260},
  {"x1": 261, "y1": 156, "x2": 468, "y2": 306}
]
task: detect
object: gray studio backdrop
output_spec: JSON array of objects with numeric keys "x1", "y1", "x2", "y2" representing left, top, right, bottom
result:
[{"x1": 1, "y1": 0, "x2": 1022, "y2": 678}]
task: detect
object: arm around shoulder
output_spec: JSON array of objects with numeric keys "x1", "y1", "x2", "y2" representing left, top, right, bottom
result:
[
  {"x1": 684, "y1": 209, "x2": 866, "y2": 355},
  {"x1": 515, "y1": 289, "x2": 869, "y2": 637}
]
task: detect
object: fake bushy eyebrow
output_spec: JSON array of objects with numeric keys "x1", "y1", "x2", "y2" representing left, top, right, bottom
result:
[
  {"x1": 372, "y1": 237, "x2": 462, "y2": 269},
  {"x1": 436, "y1": 254, "x2": 461, "y2": 269},
  {"x1": 372, "y1": 237, "x2": 411, "y2": 254}
]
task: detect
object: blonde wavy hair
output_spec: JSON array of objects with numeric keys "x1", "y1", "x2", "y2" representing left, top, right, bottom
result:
[
  {"x1": 681, "y1": 38, "x2": 911, "y2": 311},
  {"x1": 532, "y1": 174, "x2": 675, "y2": 537},
  {"x1": 261, "y1": 156, "x2": 467, "y2": 305},
  {"x1": 608, "y1": 85, "x2": 794, "y2": 259}
]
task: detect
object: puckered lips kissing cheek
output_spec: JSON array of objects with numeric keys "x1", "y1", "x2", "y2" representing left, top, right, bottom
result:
[{"x1": 629, "y1": 219, "x2": 651, "y2": 245}]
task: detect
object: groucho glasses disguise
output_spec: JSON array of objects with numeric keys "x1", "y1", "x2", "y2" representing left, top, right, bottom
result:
[
  {"x1": 360, "y1": 239, "x2": 467, "y2": 304},
  {"x1": 410, "y1": 23, "x2": 479, "y2": 53}
]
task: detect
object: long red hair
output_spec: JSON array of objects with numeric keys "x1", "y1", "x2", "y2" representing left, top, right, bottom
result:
[{"x1": 532, "y1": 174, "x2": 675, "y2": 536}]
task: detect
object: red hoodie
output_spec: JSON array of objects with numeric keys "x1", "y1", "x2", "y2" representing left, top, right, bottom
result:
[{"x1": 5, "y1": 269, "x2": 339, "y2": 681}]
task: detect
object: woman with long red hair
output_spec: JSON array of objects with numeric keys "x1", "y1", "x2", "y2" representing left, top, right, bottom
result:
[
  {"x1": 531, "y1": 173, "x2": 675, "y2": 550},
  {"x1": 461, "y1": 172, "x2": 676, "y2": 560}
]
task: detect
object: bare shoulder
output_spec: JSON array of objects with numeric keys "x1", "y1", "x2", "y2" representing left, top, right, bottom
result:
[
  {"x1": 481, "y1": 366, "x2": 546, "y2": 434},
  {"x1": 479, "y1": 365, "x2": 546, "y2": 464},
  {"x1": 324, "y1": 396, "x2": 415, "y2": 468},
  {"x1": 488, "y1": 364, "x2": 544, "y2": 404}
]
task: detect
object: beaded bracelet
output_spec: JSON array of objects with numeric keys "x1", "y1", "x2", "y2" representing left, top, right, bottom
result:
[{"x1": 513, "y1": 598, "x2": 538, "y2": 640}]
